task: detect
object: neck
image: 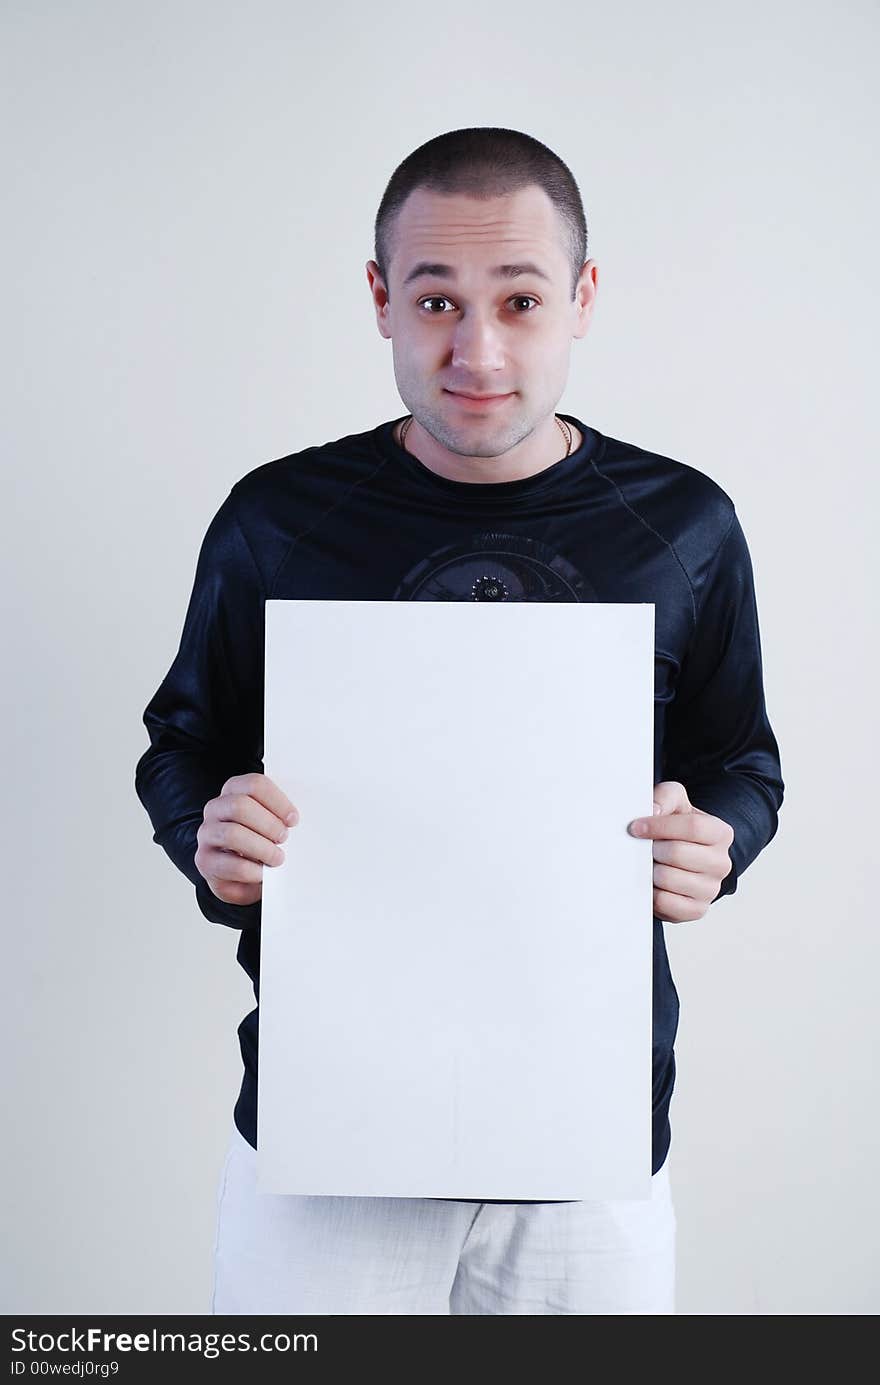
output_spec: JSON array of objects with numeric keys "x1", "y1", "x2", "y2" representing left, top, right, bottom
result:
[{"x1": 394, "y1": 414, "x2": 582, "y2": 479}]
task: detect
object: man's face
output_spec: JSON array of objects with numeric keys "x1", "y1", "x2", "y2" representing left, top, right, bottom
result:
[{"x1": 366, "y1": 183, "x2": 597, "y2": 459}]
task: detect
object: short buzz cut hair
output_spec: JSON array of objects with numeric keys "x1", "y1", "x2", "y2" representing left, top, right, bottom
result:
[{"x1": 374, "y1": 126, "x2": 589, "y2": 304}]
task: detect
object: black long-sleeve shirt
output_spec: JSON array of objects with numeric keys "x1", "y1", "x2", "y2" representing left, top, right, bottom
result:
[{"x1": 134, "y1": 412, "x2": 784, "y2": 1203}]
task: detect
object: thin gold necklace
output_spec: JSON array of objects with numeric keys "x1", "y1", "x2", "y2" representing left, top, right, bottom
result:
[{"x1": 398, "y1": 413, "x2": 573, "y2": 457}]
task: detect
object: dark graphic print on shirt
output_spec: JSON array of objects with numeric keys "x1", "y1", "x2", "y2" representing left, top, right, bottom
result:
[{"x1": 392, "y1": 532, "x2": 600, "y2": 603}]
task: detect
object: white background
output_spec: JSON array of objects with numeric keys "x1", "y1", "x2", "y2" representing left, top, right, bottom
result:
[{"x1": 2, "y1": 0, "x2": 876, "y2": 1314}]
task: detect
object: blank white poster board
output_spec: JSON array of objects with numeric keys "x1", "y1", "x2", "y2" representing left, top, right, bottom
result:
[{"x1": 257, "y1": 599, "x2": 655, "y2": 1200}]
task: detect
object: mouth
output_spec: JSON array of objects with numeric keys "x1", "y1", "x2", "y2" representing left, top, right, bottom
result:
[{"x1": 444, "y1": 389, "x2": 515, "y2": 411}]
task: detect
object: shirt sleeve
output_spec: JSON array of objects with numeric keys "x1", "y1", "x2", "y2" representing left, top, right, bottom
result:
[
  {"x1": 661, "y1": 510, "x2": 784, "y2": 901},
  {"x1": 134, "y1": 487, "x2": 266, "y2": 931}
]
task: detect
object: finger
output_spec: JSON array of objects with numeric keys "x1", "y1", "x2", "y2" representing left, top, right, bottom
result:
[
  {"x1": 207, "y1": 818, "x2": 287, "y2": 868},
  {"x1": 222, "y1": 772, "x2": 300, "y2": 827},
  {"x1": 652, "y1": 861, "x2": 719, "y2": 903},
  {"x1": 212, "y1": 789, "x2": 292, "y2": 845},
  {"x1": 653, "y1": 887, "x2": 707, "y2": 924},
  {"x1": 629, "y1": 811, "x2": 729, "y2": 845},
  {"x1": 651, "y1": 780, "x2": 691, "y2": 814},
  {"x1": 204, "y1": 874, "x2": 262, "y2": 907},
  {"x1": 197, "y1": 846, "x2": 266, "y2": 886},
  {"x1": 651, "y1": 837, "x2": 729, "y2": 875}
]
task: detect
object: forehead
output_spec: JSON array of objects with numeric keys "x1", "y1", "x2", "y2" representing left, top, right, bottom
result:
[{"x1": 392, "y1": 184, "x2": 568, "y2": 281}]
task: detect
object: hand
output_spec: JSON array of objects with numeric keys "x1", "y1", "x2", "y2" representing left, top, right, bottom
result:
[
  {"x1": 195, "y1": 772, "x2": 301, "y2": 906},
  {"x1": 627, "y1": 780, "x2": 734, "y2": 922}
]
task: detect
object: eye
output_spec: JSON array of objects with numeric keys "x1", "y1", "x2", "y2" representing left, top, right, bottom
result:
[{"x1": 417, "y1": 295, "x2": 540, "y2": 314}]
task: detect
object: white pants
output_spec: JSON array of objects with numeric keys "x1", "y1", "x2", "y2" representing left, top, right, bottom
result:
[{"x1": 211, "y1": 1120, "x2": 676, "y2": 1315}]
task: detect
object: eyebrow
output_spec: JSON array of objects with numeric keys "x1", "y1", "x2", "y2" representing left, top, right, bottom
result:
[{"x1": 402, "y1": 260, "x2": 552, "y2": 286}]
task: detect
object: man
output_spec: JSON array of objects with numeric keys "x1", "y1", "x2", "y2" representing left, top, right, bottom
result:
[{"x1": 135, "y1": 126, "x2": 784, "y2": 1315}]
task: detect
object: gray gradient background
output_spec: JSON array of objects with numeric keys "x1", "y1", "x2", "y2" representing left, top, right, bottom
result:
[{"x1": 3, "y1": 0, "x2": 877, "y2": 1315}]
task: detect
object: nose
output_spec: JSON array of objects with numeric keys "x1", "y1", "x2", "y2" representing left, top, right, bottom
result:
[{"x1": 450, "y1": 311, "x2": 506, "y2": 372}]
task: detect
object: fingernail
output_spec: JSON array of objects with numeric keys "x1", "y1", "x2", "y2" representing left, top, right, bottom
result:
[
  {"x1": 279, "y1": 826, "x2": 289, "y2": 841},
  {"x1": 629, "y1": 820, "x2": 646, "y2": 835},
  {"x1": 653, "y1": 803, "x2": 662, "y2": 814},
  {"x1": 285, "y1": 809, "x2": 298, "y2": 826}
]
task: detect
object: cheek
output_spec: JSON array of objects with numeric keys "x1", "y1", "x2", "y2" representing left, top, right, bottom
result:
[{"x1": 395, "y1": 331, "x2": 434, "y2": 367}]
